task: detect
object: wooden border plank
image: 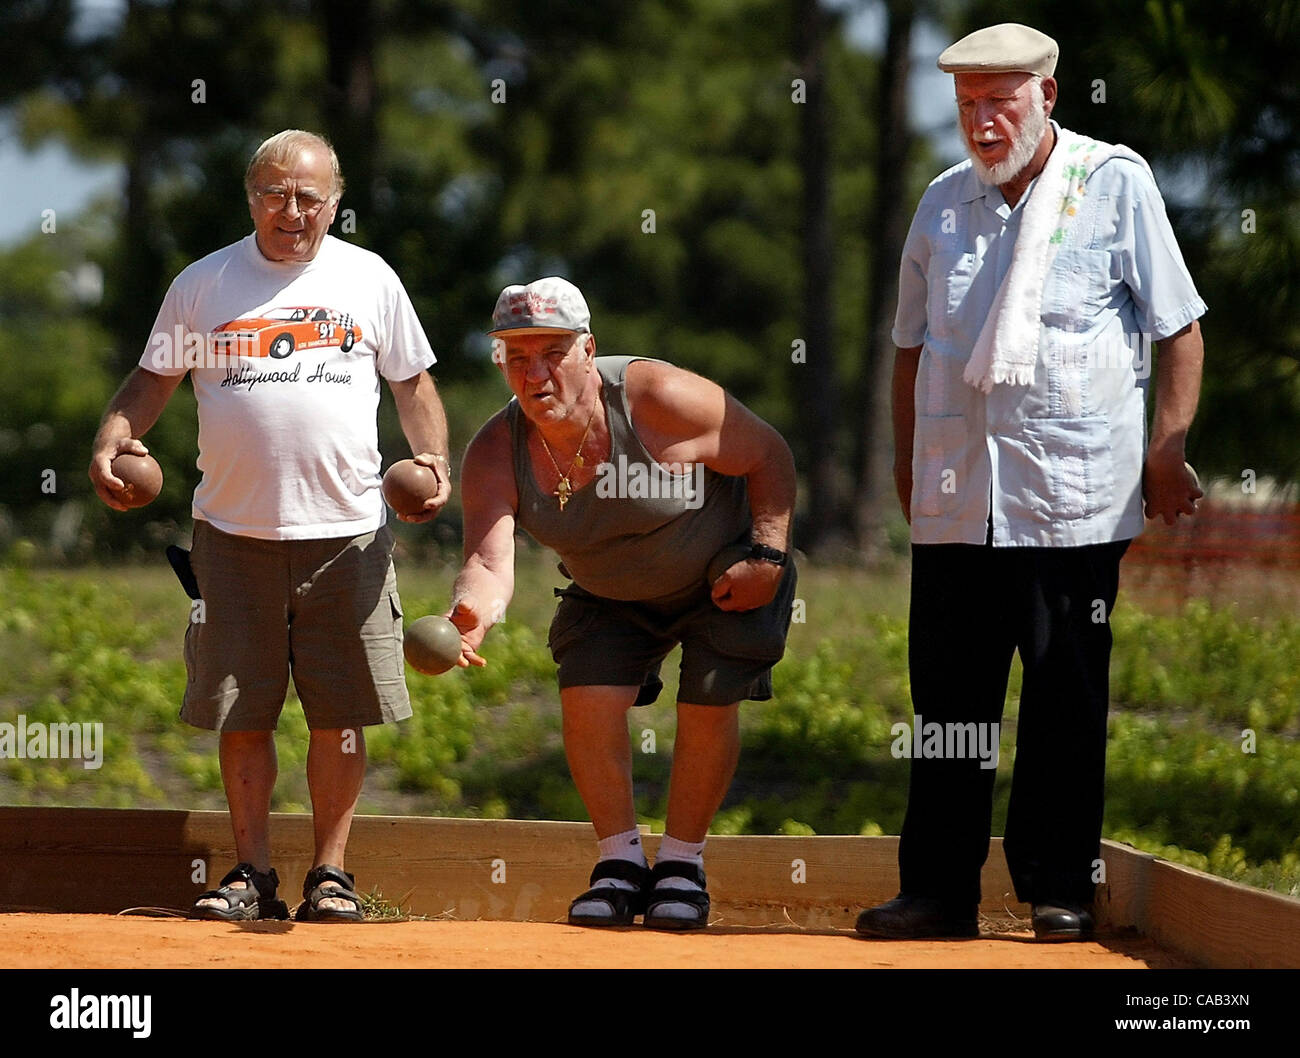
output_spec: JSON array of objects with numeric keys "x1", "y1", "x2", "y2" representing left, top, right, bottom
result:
[
  {"x1": 0, "y1": 808, "x2": 1027, "y2": 927},
  {"x1": 4, "y1": 808, "x2": 1296, "y2": 965},
  {"x1": 1098, "y1": 841, "x2": 1300, "y2": 968}
]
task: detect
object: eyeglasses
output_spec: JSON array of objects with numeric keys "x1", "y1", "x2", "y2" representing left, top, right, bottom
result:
[{"x1": 254, "y1": 188, "x2": 332, "y2": 216}]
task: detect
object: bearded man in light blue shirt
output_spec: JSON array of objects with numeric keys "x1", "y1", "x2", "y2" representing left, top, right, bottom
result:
[{"x1": 856, "y1": 23, "x2": 1205, "y2": 942}]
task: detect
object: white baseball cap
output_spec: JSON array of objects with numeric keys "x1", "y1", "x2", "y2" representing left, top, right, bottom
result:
[{"x1": 488, "y1": 276, "x2": 591, "y2": 335}]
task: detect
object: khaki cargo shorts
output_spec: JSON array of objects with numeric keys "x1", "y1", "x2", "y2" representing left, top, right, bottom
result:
[{"x1": 180, "y1": 520, "x2": 411, "y2": 732}]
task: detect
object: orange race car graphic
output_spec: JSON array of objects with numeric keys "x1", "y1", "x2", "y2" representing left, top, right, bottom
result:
[{"x1": 210, "y1": 306, "x2": 362, "y2": 359}]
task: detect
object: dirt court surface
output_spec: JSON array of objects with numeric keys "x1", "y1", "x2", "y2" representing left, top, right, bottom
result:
[{"x1": 0, "y1": 913, "x2": 1189, "y2": 968}]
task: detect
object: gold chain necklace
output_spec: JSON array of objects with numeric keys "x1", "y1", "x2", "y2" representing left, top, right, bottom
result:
[{"x1": 537, "y1": 393, "x2": 599, "y2": 511}]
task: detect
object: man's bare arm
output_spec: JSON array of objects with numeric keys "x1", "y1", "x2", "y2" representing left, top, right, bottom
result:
[
  {"x1": 387, "y1": 369, "x2": 452, "y2": 523},
  {"x1": 1144, "y1": 320, "x2": 1204, "y2": 525},
  {"x1": 88, "y1": 367, "x2": 185, "y2": 511},
  {"x1": 626, "y1": 360, "x2": 795, "y2": 611},
  {"x1": 892, "y1": 345, "x2": 922, "y2": 525},
  {"x1": 446, "y1": 413, "x2": 518, "y2": 665}
]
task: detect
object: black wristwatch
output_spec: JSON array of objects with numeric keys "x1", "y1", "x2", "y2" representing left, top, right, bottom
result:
[{"x1": 748, "y1": 543, "x2": 788, "y2": 567}]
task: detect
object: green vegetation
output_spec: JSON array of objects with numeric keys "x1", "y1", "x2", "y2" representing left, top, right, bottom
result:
[
  {"x1": 358, "y1": 884, "x2": 421, "y2": 922},
  {"x1": 2, "y1": 551, "x2": 1297, "y2": 899}
]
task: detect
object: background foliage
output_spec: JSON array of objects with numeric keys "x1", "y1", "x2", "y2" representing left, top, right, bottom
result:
[
  {"x1": 2, "y1": 0, "x2": 1297, "y2": 555},
  {"x1": 0, "y1": 2, "x2": 1296, "y2": 899}
]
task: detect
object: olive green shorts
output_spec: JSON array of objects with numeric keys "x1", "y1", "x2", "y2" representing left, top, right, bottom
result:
[
  {"x1": 548, "y1": 560, "x2": 797, "y2": 706},
  {"x1": 180, "y1": 520, "x2": 411, "y2": 732}
]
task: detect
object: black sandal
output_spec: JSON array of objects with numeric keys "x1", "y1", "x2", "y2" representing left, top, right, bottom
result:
[
  {"x1": 295, "y1": 864, "x2": 365, "y2": 923},
  {"x1": 644, "y1": 860, "x2": 710, "y2": 931},
  {"x1": 567, "y1": 859, "x2": 652, "y2": 926},
  {"x1": 189, "y1": 863, "x2": 290, "y2": 922}
]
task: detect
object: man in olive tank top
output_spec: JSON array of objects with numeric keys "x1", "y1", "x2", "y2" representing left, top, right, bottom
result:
[{"x1": 443, "y1": 277, "x2": 797, "y2": 930}]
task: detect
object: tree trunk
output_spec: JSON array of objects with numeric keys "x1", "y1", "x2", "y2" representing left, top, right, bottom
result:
[
  {"x1": 854, "y1": 0, "x2": 914, "y2": 556},
  {"x1": 322, "y1": 0, "x2": 377, "y2": 235},
  {"x1": 796, "y1": 0, "x2": 837, "y2": 552}
]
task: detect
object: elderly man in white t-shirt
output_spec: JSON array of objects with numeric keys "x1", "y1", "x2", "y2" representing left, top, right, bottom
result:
[{"x1": 89, "y1": 130, "x2": 451, "y2": 922}]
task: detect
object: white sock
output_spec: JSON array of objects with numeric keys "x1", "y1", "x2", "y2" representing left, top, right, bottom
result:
[
  {"x1": 656, "y1": 835, "x2": 705, "y2": 868},
  {"x1": 570, "y1": 829, "x2": 647, "y2": 919},
  {"x1": 651, "y1": 835, "x2": 707, "y2": 920},
  {"x1": 598, "y1": 828, "x2": 647, "y2": 866}
]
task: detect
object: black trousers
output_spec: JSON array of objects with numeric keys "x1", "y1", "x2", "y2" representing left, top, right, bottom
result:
[{"x1": 898, "y1": 538, "x2": 1130, "y2": 907}]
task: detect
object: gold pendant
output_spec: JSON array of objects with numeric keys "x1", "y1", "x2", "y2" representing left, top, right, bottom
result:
[{"x1": 556, "y1": 477, "x2": 572, "y2": 510}]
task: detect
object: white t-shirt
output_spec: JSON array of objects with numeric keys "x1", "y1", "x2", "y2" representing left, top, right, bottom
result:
[{"x1": 140, "y1": 234, "x2": 436, "y2": 540}]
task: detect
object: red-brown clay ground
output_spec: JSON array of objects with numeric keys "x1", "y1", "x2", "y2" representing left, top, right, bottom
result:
[{"x1": 0, "y1": 914, "x2": 1189, "y2": 968}]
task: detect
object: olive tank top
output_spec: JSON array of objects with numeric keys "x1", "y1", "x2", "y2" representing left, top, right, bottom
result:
[{"x1": 509, "y1": 356, "x2": 751, "y2": 601}]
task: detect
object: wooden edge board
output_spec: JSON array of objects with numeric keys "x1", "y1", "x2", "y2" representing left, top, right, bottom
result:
[{"x1": 1, "y1": 809, "x2": 1296, "y2": 964}]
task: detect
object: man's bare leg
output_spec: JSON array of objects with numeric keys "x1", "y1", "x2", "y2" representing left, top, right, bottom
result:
[
  {"x1": 305, "y1": 727, "x2": 367, "y2": 913},
  {"x1": 663, "y1": 702, "x2": 741, "y2": 842},
  {"x1": 195, "y1": 729, "x2": 276, "y2": 910},
  {"x1": 560, "y1": 685, "x2": 640, "y2": 837},
  {"x1": 562, "y1": 685, "x2": 647, "y2": 920},
  {"x1": 651, "y1": 701, "x2": 741, "y2": 922}
]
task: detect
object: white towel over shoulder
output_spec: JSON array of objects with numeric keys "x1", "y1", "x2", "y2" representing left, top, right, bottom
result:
[{"x1": 962, "y1": 127, "x2": 1147, "y2": 393}]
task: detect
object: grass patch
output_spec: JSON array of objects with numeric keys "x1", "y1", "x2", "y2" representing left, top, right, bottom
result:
[{"x1": 359, "y1": 884, "x2": 422, "y2": 921}]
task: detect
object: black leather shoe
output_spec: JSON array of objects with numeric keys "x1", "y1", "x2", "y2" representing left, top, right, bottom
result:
[
  {"x1": 1032, "y1": 901, "x2": 1095, "y2": 941},
  {"x1": 855, "y1": 894, "x2": 978, "y2": 939}
]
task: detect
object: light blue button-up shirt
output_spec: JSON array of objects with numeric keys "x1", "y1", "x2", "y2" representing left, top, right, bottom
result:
[{"x1": 893, "y1": 124, "x2": 1207, "y2": 547}]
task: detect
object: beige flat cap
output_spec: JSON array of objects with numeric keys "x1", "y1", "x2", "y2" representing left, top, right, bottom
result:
[{"x1": 938, "y1": 23, "x2": 1059, "y2": 76}]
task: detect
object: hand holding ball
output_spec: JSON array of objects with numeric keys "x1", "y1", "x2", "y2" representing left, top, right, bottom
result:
[
  {"x1": 382, "y1": 459, "x2": 439, "y2": 517},
  {"x1": 403, "y1": 616, "x2": 463, "y2": 675},
  {"x1": 109, "y1": 452, "x2": 163, "y2": 508}
]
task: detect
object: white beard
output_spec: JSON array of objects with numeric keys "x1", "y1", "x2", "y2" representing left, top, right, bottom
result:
[{"x1": 966, "y1": 90, "x2": 1050, "y2": 187}]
